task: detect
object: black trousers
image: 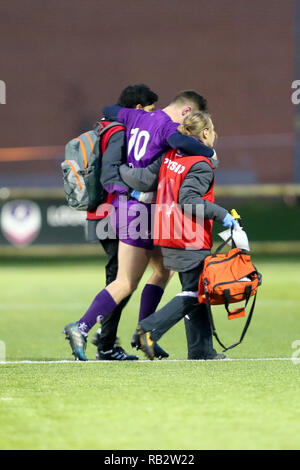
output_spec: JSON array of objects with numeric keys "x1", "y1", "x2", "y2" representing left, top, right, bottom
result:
[
  {"x1": 140, "y1": 261, "x2": 217, "y2": 359},
  {"x1": 98, "y1": 238, "x2": 131, "y2": 350}
]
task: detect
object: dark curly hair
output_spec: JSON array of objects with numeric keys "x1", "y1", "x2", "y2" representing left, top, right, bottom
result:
[{"x1": 117, "y1": 84, "x2": 158, "y2": 108}]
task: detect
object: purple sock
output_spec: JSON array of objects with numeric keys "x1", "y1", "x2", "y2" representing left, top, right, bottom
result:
[
  {"x1": 78, "y1": 289, "x2": 117, "y2": 335},
  {"x1": 138, "y1": 284, "x2": 164, "y2": 322}
]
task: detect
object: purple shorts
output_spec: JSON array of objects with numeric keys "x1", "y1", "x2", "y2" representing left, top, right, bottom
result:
[{"x1": 112, "y1": 197, "x2": 154, "y2": 250}]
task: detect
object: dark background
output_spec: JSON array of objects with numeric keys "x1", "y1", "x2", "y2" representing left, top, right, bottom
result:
[
  {"x1": 0, "y1": 0, "x2": 298, "y2": 250},
  {"x1": 0, "y1": 0, "x2": 295, "y2": 184}
]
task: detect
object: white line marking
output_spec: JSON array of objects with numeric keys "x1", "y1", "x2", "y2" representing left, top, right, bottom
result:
[{"x1": 0, "y1": 358, "x2": 296, "y2": 364}]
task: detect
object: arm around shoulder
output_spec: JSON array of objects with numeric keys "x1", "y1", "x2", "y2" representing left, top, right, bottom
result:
[
  {"x1": 168, "y1": 132, "x2": 215, "y2": 158},
  {"x1": 102, "y1": 105, "x2": 122, "y2": 122}
]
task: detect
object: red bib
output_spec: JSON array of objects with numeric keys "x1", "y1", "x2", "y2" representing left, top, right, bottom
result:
[{"x1": 154, "y1": 149, "x2": 215, "y2": 250}]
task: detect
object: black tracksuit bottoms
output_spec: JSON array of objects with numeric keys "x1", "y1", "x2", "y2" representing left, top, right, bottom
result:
[{"x1": 140, "y1": 261, "x2": 217, "y2": 359}]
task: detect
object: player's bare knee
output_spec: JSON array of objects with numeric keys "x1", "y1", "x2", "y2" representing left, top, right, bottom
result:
[
  {"x1": 127, "y1": 278, "x2": 139, "y2": 293},
  {"x1": 154, "y1": 268, "x2": 170, "y2": 284},
  {"x1": 116, "y1": 277, "x2": 138, "y2": 296}
]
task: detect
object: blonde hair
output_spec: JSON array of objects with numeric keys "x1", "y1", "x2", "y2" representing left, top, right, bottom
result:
[{"x1": 178, "y1": 111, "x2": 212, "y2": 139}]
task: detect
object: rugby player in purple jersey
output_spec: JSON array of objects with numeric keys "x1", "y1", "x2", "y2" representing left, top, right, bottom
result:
[{"x1": 66, "y1": 90, "x2": 217, "y2": 360}]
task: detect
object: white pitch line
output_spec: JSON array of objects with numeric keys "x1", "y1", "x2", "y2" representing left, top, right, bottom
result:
[{"x1": 0, "y1": 358, "x2": 296, "y2": 364}]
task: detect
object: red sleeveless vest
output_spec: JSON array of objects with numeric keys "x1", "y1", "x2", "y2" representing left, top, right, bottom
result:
[
  {"x1": 87, "y1": 121, "x2": 125, "y2": 220},
  {"x1": 154, "y1": 149, "x2": 215, "y2": 250}
]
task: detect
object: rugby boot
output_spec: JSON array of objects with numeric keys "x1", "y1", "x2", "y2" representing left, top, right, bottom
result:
[
  {"x1": 132, "y1": 327, "x2": 156, "y2": 360},
  {"x1": 63, "y1": 322, "x2": 88, "y2": 361},
  {"x1": 131, "y1": 328, "x2": 169, "y2": 360},
  {"x1": 206, "y1": 353, "x2": 227, "y2": 360},
  {"x1": 188, "y1": 353, "x2": 227, "y2": 360},
  {"x1": 96, "y1": 344, "x2": 138, "y2": 361},
  {"x1": 91, "y1": 328, "x2": 102, "y2": 347}
]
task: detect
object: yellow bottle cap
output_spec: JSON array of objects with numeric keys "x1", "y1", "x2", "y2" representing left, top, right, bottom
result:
[{"x1": 230, "y1": 209, "x2": 241, "y2": 219}]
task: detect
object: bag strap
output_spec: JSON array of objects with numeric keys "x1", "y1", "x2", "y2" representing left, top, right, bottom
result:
[
  {"x1": 94, "y1": 121, "x2": 124, "y2": 137},
  {"x1": 224, "y1": 286, "x2": 251, "y2": 318},
  {"x1": 238, "y1": 290, "x2": 257, "y2": 345},
  {"x1": 214, "y1": 227, "x2": 236, "y2": 255},
  {"x1": 204, "y1": 289, "x2": 228, "y2": 351},
  {"x1": 204, "y1": 285, "x2": 257, "y2": 352}
]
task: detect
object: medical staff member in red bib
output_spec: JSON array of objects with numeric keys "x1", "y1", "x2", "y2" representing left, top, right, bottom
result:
[{"x1": 121, "y1": 111, "x2": 237, "y2": 360}]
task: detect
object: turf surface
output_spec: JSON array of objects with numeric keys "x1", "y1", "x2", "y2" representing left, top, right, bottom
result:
[{"x1": 0, "y1": 254, "x2": 300, "y2": 450}]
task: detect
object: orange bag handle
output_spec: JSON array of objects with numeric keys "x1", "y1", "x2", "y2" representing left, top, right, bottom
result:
[
  {"x1": 224, "y1": 288, "x2": 251, "y2": 320},
  {"x1": 227, "y1": 308, "x2": 246, "y2": 320}
]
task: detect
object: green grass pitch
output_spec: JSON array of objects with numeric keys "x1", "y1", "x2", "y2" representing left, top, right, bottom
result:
[{"x1": 0, "y1": 254, "x2": 300, "y2": 450}]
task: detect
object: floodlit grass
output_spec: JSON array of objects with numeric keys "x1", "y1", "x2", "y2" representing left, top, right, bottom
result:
[{"x1": 0, "y1": 254, "x2": 300, "y2": 450}]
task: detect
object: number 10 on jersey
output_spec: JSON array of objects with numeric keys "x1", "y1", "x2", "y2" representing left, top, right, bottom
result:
[{"x1": 128, "y1": 128, "x2": 150, "y2": 161}]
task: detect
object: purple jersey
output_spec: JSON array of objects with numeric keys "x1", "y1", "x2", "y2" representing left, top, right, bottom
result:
[{"x1": 118, "y1": 108, "x2": 179, "y2": 168}]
